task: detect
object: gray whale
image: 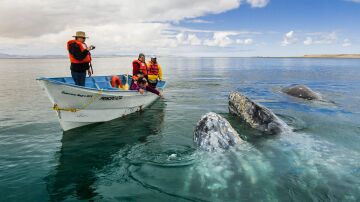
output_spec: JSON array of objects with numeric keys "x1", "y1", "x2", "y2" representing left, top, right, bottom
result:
[
  {"x1": 194, "y1": 112, "x2": 243, "y2": 151},
  {"x1": 229, "y1": 91, "x2": 287, "y2": 135},
  {"x1": 282, "y1": 84, "x2": 321, "y2": 100}
]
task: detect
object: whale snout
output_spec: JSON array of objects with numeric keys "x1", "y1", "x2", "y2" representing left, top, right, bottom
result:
[
  {"x1": 229, "y1": 91, "x2": 288, "y2": 135},
  {"x1": 194, "y1": 112, "x2": 243, "y2": 151}
]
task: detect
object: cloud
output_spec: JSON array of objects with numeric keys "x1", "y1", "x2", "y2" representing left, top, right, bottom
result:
[
  {"x1": 246, "y1": 0, "x2": 270, "y2": 8},
  {"x1": 305, "y1": 32, "x2": 338, "y2": 45},
  {"x1": 0, "y1": 0, "x2": 242, "y2": 38},
  {"x1": 303, "y1": 37, "x2": 313, "y2": 45},
  {"x1": 342, "y1": 39, "x2": 351, "y2": 47},
  {"x1": 0, "y1": 0, "x2": 248, "y2": 55},
  {"x1": 236, "y1": 38, "x2": 254, "y2": 45},
  {"x1": 187, "y1": 19, "x2": 213, "y2": 24},
  {"x1": 176, "y1": 33, "x2": 202, "y2": 45},
  {"x1": 281, "y1": 30, "x2": 297, "y2": 46},
  {"x1": 0, "y1": 0, "x2": 271, "y2": 55},
  {"x1": 203, "y1": 32, "x2": 237, "y2": 47},
  {"x1": 0, "y1": 23, "x2": 180, "y2": 55}
]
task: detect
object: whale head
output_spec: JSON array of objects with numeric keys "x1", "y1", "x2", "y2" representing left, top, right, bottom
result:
[
  {"x1": 229, "y1": 91, "x2": 287, "y2": 135},
  {"x1": 194, "y1": 112, "x2": 243, "y2": 151}
]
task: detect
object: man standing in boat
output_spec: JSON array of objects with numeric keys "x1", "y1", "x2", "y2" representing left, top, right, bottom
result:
[
  {"x1": 67, "y1": 31, "x2": 95, "y2": 86},
  {"x1": 146, "y1": 55, "x2": 163, "y2": 88},
  {"x1": 132, "y1": 53, "x2": 148, "y2": 78}
]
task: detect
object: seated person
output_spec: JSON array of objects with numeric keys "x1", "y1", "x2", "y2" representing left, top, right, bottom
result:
[
  {"x1": 131, "y1": 71, "x2": 144, "y2": 84},
  {"x1": 146, "y1": 55, "x2": 163, "y2": 88},
  {"x1": 130, "y1": 71, "x2": 143, "y2": 90},
  {"x1": 130, "y1": 77, "x2": 161, "y2": 96}
]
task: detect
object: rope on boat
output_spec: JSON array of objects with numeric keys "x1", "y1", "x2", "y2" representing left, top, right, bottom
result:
[{"x1": 52, "y1": 90, "x2": 103, "y2": 113}]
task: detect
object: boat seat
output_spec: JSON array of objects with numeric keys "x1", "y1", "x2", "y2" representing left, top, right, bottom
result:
[
  {"x1": 63, "y1": 77, "x2": 75, "y2": 84},
  {"x1": 92, "y1": 77, "x2": 113, "y2": 90},
  {"x1": 96, "y1": 82, "x2": 113, "y2": 90},
  {"x1": 85, "y1": 78, "x2": 97, "y2": 89}
]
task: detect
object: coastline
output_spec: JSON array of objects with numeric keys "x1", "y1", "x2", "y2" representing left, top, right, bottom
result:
[{"x1": 302, "y1": 54, "x2": 360, "y2": 59}]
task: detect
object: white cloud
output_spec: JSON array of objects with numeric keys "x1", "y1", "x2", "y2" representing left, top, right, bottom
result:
[
  {"x1": 236, "y1": 38, "x2": 254, "y2": 45},
  {"x1": 187, "y1": 19, "x2": 213, "y2": 24},
  {"x1": 204, "y1": 32, "x2": 237, "y2": 47},
  {"x1": 342, "y1": 39, "x2": 352, "y2": 47},
  {"x1": 0, "y1": 23, "x2": 180, "y2": 55},
  {"x1": 0, "y1": 0, "x2": 242, "y2": 38},
  {"x1": 176, "y1": 33, "x2": 202, "y2": 45},
  {"x1": 305, "y1": 32, "x2": 338, "y2": 45},
  {"x1": 281, "y1": 30, "x2": 297, "y2": 46},
  {"x1": 317, "y1": 32, "x2": 337, "y2": 44},
  {"x1": 0, "y1": 0, "x2": 248, "y2": 55},
  {"x1": 304, "y1": 37, "x2": 313, "y2": 45},
  {"x1": 246, "y1": 0, "x2": 270, "y2": 8}
]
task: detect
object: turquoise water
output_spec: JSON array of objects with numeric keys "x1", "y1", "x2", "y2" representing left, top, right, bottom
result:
[{"x1": 0, "y1": 57, "x2": 359, "y2": 201}]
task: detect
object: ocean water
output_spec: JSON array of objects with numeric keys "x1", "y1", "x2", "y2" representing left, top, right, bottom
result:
[{"x1": 0, "y1": 57, "x2": 359, "y2": 201}]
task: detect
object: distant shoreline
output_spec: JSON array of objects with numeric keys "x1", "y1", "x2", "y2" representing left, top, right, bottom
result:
[{"x1": 302, "y1": 54, "x2": 360, "y2": 59}]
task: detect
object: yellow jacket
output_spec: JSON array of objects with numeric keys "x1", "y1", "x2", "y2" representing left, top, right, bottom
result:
[{"x1": 146, "y1": 61, "x2": 163, "y2": 81}]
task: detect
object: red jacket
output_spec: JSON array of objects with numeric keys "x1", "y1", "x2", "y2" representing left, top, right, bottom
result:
[{"x1": 132, "y1": 60, "x2": 148, "y2": 75}]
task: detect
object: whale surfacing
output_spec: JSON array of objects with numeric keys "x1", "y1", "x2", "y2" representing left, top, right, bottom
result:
[
  {"x1": 194, "y1": 112, "x2": 243, "y2": 151},
  {"x1": 282, "y1": 84, "x2": 321, "y2": 100},
  {"x1": 229, "y1": 91, "x2": 286, "y2": 135}
]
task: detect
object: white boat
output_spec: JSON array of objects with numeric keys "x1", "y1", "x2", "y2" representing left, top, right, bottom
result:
[{"x1": 37, "y1": 75, "x2": 166, "y2": 131}]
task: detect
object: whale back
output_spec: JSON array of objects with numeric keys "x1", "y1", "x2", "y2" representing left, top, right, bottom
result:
[
  {"x1": 194, "y1": 112, "x2": 243, "y2": 151},
  {"x1": 282, "y1": 84, "x2": 320, "y2": 100},
  {"x1": 229, "y1": 91, "x2": 284, "y2": 135}
]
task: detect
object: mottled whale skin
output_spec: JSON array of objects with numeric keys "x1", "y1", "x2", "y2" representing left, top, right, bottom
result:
[
  {"x1": 194, "y1": 112, "x2": 243, "y2": 151},
  {"x1": 282, "y1": 84, "x2": 321, "y2": 100},
  {"x1": 229, "y1": 91, "x2": 286, "y2": 135}
]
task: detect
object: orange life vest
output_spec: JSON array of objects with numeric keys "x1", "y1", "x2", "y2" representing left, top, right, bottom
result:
[
  {"x1": 132, "y1": 60, "x2": 148, "y2": 75},
  {"x1": 111, "y1": 75, "x2": 122, "y2": 88},
  {"x1": 132, "y1": 75, "x2": 139, "y2": 81},
  {"x1": 148, "y1": 62, "x2": 159, "y2": 75},
  {"x1": 67, "y1": 40, "x2": 92, "y2": 64}
]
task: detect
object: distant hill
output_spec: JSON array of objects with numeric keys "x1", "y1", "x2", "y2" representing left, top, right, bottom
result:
[{"x1": 304, "y1": 54, "x2": 360, "y2": 59}]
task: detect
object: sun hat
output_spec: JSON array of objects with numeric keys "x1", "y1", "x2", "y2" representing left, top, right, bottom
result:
[{"x1": 72, "y1": 31, "x2": 88, "y2": 38}]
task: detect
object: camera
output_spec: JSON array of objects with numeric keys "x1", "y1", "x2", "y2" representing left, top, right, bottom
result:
[{"x1": 90, "y1": 46, "x2": 96, "y2": 50}]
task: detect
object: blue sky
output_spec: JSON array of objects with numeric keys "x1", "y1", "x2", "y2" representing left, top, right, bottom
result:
[
  {"x1": 0, "y1": 0, "x2": 359, "y2": 56},
  {"x1": 175, "y1": 0, "x2": 360, "y2": 56},
  {"x1": 183, "y1": 0, "x2": 359, "y2": 32}
]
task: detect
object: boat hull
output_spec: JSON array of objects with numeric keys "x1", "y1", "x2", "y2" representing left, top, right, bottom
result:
[{"x1": 38, "y1": 78, "x2": 161, "y2": 131}]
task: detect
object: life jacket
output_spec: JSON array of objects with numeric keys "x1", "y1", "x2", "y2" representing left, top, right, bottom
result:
[
  {"x1": 132, "y1": 60, "x2": 148, "y2": 75},
  {"x1": 67, "y1": 40, "x2": 92, "y2": 64},
  {"x1": 111, "y1": 75, "x2": 122, "y2": 88},
  {"x1": 147, "y1": 62, "x2": 159, "y2": 76},
  {"x1": 132, "y1": 75, "x2": 139, "y2": 81}
]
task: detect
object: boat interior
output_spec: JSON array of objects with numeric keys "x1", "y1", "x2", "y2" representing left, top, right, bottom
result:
[{"x1": 45, "y1": 75, "x2": 166, "y2": 91}]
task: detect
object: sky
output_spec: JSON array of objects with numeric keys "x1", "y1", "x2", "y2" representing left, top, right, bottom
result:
[{"x1": 0, "y1": 0, "x2": 359, "y2": 57}]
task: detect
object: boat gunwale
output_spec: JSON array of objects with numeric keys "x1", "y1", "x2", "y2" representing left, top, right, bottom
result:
[{"x1": 36, "y1": 76, "x2": 166, "y2": 93}]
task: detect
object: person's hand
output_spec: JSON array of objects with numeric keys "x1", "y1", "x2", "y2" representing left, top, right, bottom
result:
[
  {"x1": 159, "y1": 92, "x2": 164, "y2": 98},
  {"x1": 87, "y1": 70, "x2": 92, "y2": 77},
  {"x1": 87, "y1": 45, "x2": 95, "y2": 51},
  {"x1": 139, "y1": 89, "x2": 145, "y2": 94}
]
